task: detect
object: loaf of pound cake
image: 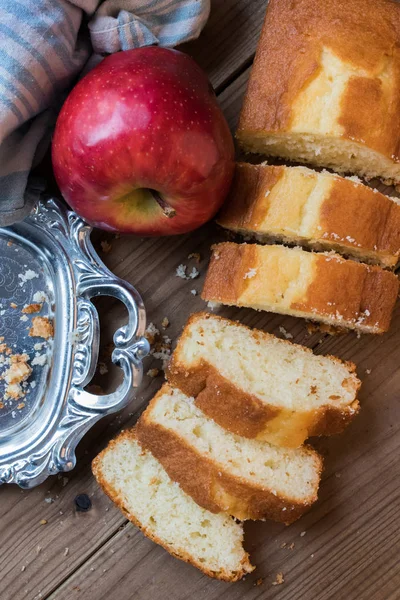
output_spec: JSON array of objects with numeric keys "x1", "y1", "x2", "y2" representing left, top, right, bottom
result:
[
  {"x1": 136, "y1": 384, "x2": 323, "y2": 524},
  {"x1": 202, "y1": 243, "x2": 399, "y2": 333},
  {"x1": 92, "y1": 430, "x2": 254, "y2": 581},
  {"x1": 218, "y1": 163, "x2": 400, "y2": 268},
  {"x1": 236, "y1": 0, "x2": 400, "y2": 187},
  {"x1": 166, "y1": 312, "x2": 360, "y2": 447}
]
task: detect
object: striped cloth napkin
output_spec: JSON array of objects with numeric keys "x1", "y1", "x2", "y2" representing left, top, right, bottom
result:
[{"x1": 0, "y1": 0, "x2": 210, "y2": 227}]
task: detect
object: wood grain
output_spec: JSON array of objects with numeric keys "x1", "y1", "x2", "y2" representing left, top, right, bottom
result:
[{"x1": 2, "y1": 1, "x2": 400, "y2": 599}]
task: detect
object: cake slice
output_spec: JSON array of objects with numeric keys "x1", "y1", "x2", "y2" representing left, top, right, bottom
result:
[
  {"x1": 136, "y1": 384, "x2": 323, "y2": 524},
  {"x1": 92, "y1": 430, "x2": 253, "y2": 581},
  {"x1": 217, "y1": 163, "x2": 400, "y2": 268},
  {"x1": 202, "y1": 243, "x2": 399, "y2": 334},
  {"x1": 166, "y1": 312, "x2": 360, "y2": 447},
  {"x1": 236, "y1": 0, "x2": 400, "y2": 187}
]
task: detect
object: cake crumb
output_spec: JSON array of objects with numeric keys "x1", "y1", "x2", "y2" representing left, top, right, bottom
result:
[
  {"x1": 33, "y1": 342, "x2": 46, "y2": 352},
  {"x1": 254, "y1": 578, "x2": 264, "y2": 586},
  {"x1": 98, "y1": 362, "x2": 108, "y2": 375},
  {"x1": 4, "y1": 383, "x2": 24, "y2": 401},
  {"x1": 32, "y1": 291, "x2": 47, "y2": 303},
  {"x1": 10, "y1": 302, "x2": 17, "y2": 309},
  {"x1": 7, "y1": 240, "x2": 13, "y2": 247},
  {"x1": 144, "y1": 323, "x2": 160, "y2": 346},
  {"x1": 176, "y1": 264, "x2": 187, "y2": 279},
  {"x1": 207, "y1": 301, "x2": 220, "y2": 311},
  {"x1": 365, "y1": 369, "x2": 371, "y2": 375},
  {"x1": 279, "y1": 326, "x2": 293, "y2": 339},
  {"x1": 22, "y1": 303, "x2": 42, "y2": 314},
  {"x1": 161, "y1": 317, "x2": 169, "y2": 329},
  {"x1": 29, "y1": 317, "x2": 53, "y2": 339},
  {"x1": 272, "y1": 573, "x2": 284, "y2": 586},
  {"x1": 20, "y1": 315, "x2": 29, "y2": 322},
  {"x1": 64, "y1": 548, "x2": 69, "y2": 556},
  {"x1": 17, "y1": 402, "x2": 25, "y2": 410},
  {"x1": 188, "y1": 252, "x2": 201, "y2": 263},
  {"x1": 100, "y1": 240, "x2": 112, "y2": 254},
  {"x1": 176, "y1": 264, "x2": 199, "y2": 280},
  {"x1": 18, "y1": 269, "x2": 39, "y2": 285},
  {"x1": 289, "y1": 542, "x2": 295, "y2": 550},
  {"x1": 146, "y1": 368, "x2": 159, "y2": 378},
  {"x1": 300, "y1": 531, "x2": 306, "y2": 537},
  {"x1": 4, "y1": 354, "x2": 32, "y2": 385},
  {"x1": 32, "y1": 353, "x2": 48, "y2": 367},
  {"x1": 39, "y1": 519, "x2": 47, "y2": 525}
]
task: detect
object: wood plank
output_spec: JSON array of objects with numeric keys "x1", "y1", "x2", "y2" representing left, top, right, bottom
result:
[{"x1": 181, "y1": 1, "x2": 265, "y2": 92}]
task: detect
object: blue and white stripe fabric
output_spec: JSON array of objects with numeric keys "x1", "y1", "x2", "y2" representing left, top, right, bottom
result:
[{"x1": 0, "y1": 0, "x2": 210, "y2": 226}]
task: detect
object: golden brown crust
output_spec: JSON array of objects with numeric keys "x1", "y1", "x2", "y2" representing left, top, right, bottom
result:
[
  {"x1": 168, "y1": 363, "x2": 280, "y2": 438},
  {"x1": 92, "y1": 429, "x2": 253, "y2": 582},
  {"x1": 291, "y1": 254, "x2": 399, "y2": 332},
  {"x1": 202, "y1": 243, "x2": 399, "y2": 333},
  {"x1": 136, "y1": 394, "x2": 323, "y2": 524},
  {"x1": 166, "y1": 312, "x2": 360, "y2": 447},
  {"x1": 203, "y1": 243, "x2": 257, "y2": 304},
  {"x1": 237, "y1": 0, "x2": 400, "y2": 165},
  {"x1": 217, "y1": 163, "x2": 285, "y2": 231},
  {"x1": 319, "y1": 178, "x2": 400, "y2": 265},
  {"x1": 168, "y1": 360, "x2": 359, "y2": 448},
  {"x1": 218, "y1": 163, "x2": 400, "y2": 267}
]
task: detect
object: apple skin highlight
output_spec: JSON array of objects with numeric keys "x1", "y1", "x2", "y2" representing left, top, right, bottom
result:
[{"x1": 52, "y1": 47, "x2": 235, "y2": 236}]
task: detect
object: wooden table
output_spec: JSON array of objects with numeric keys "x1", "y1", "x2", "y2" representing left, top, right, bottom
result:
[{"x1": 2, "y1": 2, "x2": 400, "y2": 599}]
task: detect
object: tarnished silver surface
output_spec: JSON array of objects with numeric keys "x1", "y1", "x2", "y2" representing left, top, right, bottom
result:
[{"x1": 0, "y1": 198, "x2": 149, "y2": 488}]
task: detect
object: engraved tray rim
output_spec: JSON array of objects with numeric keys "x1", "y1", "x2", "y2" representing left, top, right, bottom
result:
[{"x1": 0, "y1": 198, "x2": 149, "y2": 488}]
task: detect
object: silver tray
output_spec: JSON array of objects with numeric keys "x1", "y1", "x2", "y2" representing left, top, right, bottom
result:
[{"x1": 0, "y1": 198, "x2": 149, "y2": 488}]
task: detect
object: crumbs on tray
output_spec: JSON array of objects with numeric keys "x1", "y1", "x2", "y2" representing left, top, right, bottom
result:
[
  {"x1": 29, "y1": 316, "x2": 54, "y2": 340},
  {"x1": 0, "y1": 293, "x2": 52, "y2": 411}
]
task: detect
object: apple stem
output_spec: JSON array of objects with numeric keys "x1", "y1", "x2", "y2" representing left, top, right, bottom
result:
[{"x1": 151, "y1": 190, "x2": 176, "y2": 218}]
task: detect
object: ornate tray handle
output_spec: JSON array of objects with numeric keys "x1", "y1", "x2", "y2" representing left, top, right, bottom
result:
[
  {"x1": 0, "y1": 198, "x2": 149, "y2": 488},
  {"x1": 73, "y1": 276, "x2": 150, "y2": 413}
]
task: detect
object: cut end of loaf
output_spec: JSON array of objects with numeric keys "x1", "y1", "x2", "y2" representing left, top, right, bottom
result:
[
  {"x1": 137, "y1": 384, "x2": 323, "y2": 523},
  {"x1": 167, "y1": 311, "x2": 360, "y2": 447},
  {"x1": 92, "y1": 430, "x2": 254, "y2": 581}
]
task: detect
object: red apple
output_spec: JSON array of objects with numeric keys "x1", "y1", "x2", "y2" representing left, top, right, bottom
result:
[{"x1": 52, "y1": 47, "x2": 234, "y2": 235}]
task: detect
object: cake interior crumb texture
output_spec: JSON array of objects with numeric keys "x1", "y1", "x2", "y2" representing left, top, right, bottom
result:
[
  {"x1": 142, "y1": 385, "x2": 322, "y2": 506},
  {"x1": 173, "y1": 311, "x2": 358, "y2": 412},
  {"x1": 92, "y1": 432, "x2": 253, "y2": 581},
  {"x1": 237, "y1": 0, "x2": 400, "y2": 185}
]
